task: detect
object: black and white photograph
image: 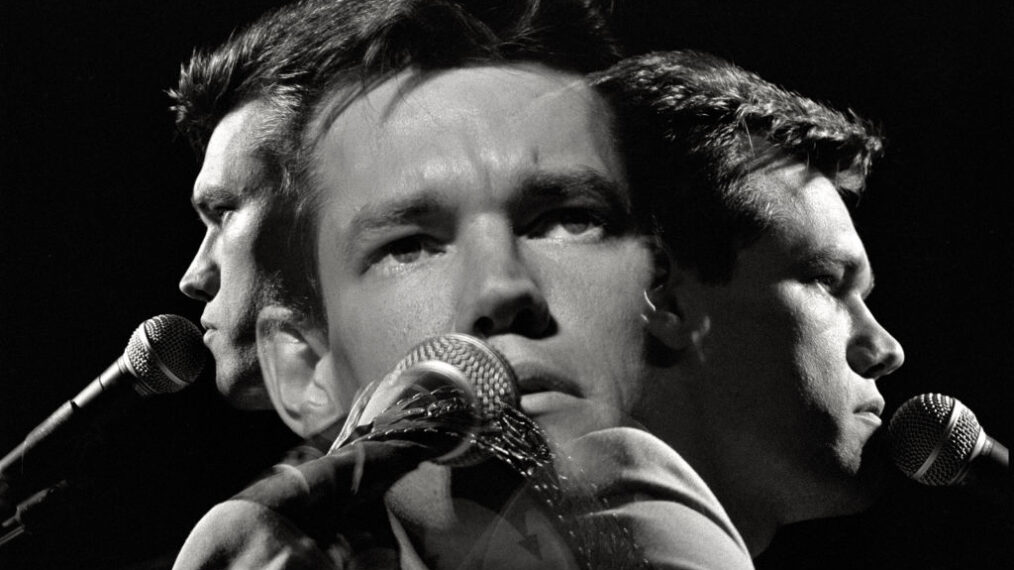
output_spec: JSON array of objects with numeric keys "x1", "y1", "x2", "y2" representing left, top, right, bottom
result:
[{"x1": 2, "y1": 1, "x2": 1010, "y2": 568}]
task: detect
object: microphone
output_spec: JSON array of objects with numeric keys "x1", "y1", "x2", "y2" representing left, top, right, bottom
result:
[
  {"x1": 212, "y1": 334, "x2": 645, "y2": 568},
  {"x1": 231, "y1": 333, "x2": 550, "y2": 545},
  {"x1": 331, "y1": 333, "x2": 550, "y2": 470},
  {"x1": 0, "y1": 314, "x2": 206, "y2": 503},
  {"x1": 888, "y1": 393, "x2": 1009, "y2": 488},
  {"x1": 320, "y1": 334, "x2": 644, "y2": 567}
]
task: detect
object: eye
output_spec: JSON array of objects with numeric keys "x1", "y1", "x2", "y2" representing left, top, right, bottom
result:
[
  {"x1": 813, "y1": 274, "x2": 839, "y2": 288},
  {"x1": 214, "y1": 197, "x2": 244, "y2": 221},
  {"x1": 369, "y1": 235, "x2": 444, "y2": 273},
  {"x1": 805, "y1": 267, "x2": 848, "y2": 296},
  {"x1": 196, "y1": 201, "x2": 238, "y2": 227},
  {"x1": 212, "y1": 208, "x2": 234, "y2": 226},
  {"x1": 530, "y1": 208, "x2": 609, "y2": 241}
]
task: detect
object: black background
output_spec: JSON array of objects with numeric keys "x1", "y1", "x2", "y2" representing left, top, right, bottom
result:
[{"x1": 2, "y1": 1, "x2": 1011, "y2": 568}]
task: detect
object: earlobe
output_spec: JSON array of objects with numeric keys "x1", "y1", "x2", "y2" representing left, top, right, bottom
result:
[
  {"x1": 643, "y1": 288, "x2": 691, "y2": 351},
  {"x1": 257, "y1": 305, "x2": 345, "y2": 438}
]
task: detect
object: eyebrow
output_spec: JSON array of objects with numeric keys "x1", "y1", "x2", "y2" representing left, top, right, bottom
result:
[
  {"x1": 343, "y1": 190, "x2": 451, "y2": 257},
  {"x1": 339, "y1": 168, "x2": 628, "y2": 258},
  {"x1": 509, "y1": 169, "x2": 629, "y2": 218},
  {"x1": 190, "y1": 184, "x2": 237, "y2": 213}
]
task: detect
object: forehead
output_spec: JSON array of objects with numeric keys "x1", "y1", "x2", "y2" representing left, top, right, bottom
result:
[
  {"x1": 749, "y1": 160, "x2": 858, "y2": 238},
  {"x1": 195, "y1": 99, "x2": 274, "y2": 195},
  {"x1": 308, "y1": 63, "x2": 621, "y2": 217},
  {"x1": 738, "y1": 160, "x2": 868, "y2": 269}
]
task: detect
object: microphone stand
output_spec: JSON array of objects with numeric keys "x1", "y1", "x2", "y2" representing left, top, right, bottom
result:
[{"x1": 0, "y1": 481, "x2": 78, "y2": 550}]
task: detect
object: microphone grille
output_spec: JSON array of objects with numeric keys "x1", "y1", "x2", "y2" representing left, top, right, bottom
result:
[
  {"x1": 888, "y1": 393, "x2": 982, "y2": 486},
  {"x1": 390, "y1": 333, "x2": 519, "y2": 420},
  {"x1": 124, "y1": 314, "x2": 207, "y2": 396},
  {"x1": 386, "y1": 334, "x2": 549, "y2": 470}
]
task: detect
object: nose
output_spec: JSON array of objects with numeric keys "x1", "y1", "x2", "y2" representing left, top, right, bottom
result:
[
  {"x1": 178, "y1": 230, "x2": 219, "y2": 302},
  {"x1": 847, "y1": 304, "x2": 905, "y2": 379},
  {"x1": 454, "y1": 222, "x2": 552, "y2": 339}
]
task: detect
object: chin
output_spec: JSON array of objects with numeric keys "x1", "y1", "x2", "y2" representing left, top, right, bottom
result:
[
  {"x1": 822, "y1": 433, "x2": 891, "y2": 516},
  {"x1": 215, "y1": 359, "x2": 271, "y2": 410},
  {"x1": 524, "y1": 397, "x2": 630, "y2": 448}
]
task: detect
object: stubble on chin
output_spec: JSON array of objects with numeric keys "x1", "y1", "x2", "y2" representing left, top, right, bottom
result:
[{"x1": 214, "y1": 346, "x2": 270, "y2": 410}]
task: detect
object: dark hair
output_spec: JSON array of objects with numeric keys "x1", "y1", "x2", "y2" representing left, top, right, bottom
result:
[
  {"x1": 170, "y1": 0, "x2": 618, "y2": 162},
  {"x1": 592, "y1": 50, "x2": 885, "y2": 283},
  {"x1": 170, "y1": 0, "x2": 617, "y2": 325},
  {"x1": 171, "y1": 0, "x2": 618, "y2": 326},
  {"x1": 168, "y1": 6, "x2": 299, "y2": 161}
]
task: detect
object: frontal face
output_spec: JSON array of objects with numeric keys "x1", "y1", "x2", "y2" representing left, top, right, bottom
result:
[
  {"x1": 179, "y1": 100, "x2": 278, "y2": 409},
  {"x1": 313, "y1": 64, "x2": 656, "y2": 445},
  {"x1": 688, "y1": 160, "x2": 905, "y2": 519}
]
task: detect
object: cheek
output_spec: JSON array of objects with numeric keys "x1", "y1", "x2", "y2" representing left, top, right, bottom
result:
[
  {"x1": 331, "y1": 273, "x2": 456, "y2": 386},
  {"x1": 792, "y1": 314, "x2": 852, "y2": 413},
  {"x1": 546, "y1": 244, "x2": 653, "y2": 405},
  {"x1": 226, "y1": 203, "x2": 270, "y2": 250},
  {"x1": 219, "y1": 228, "x2": 263, "y2": 305}
]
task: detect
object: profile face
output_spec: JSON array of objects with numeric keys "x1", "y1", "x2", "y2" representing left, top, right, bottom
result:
[
  {"x1": 179, "y1": 100, "x2": 278, "y2": 409},
  {"x1": 312, "y1": 64, "x2": 656, "y2": 446},
  {"x1": 681, "y1": 159, "x2": 905, "y2": 514}
]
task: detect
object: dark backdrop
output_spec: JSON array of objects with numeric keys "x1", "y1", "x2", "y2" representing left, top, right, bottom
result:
[{"x1": 2, "y1": 1, "x2": 1010, "y2": 568}]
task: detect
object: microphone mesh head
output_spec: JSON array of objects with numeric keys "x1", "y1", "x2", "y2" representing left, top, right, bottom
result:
[
  {"x1": 888, "y1": 393, "x2": 982, "y2": 486},
  {"x1": 390, "y1": 333, "x2": 519, "y2": 421},
  {"x1": 124, "y1": 314, "x2": 206, "y2": 396},
  {"x1": 342, "y1": 333, "x2": 549, "y2": 470}
]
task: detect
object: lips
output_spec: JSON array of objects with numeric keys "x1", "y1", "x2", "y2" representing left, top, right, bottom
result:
[
  {"x1": 856, "y1": 396, "x2": 886, "y2": 417},
  {"x1": 502, "y1": 360, "x2": 579, "y2": 398},
  {"x1": 854, "y1": 395, "x2": 886, "y2": 430},
  {"x1": 200, "y1": 319, "x2": 217, "y2": 346}
]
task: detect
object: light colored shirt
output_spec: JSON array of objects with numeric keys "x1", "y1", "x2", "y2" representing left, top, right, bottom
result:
[
  {"x1": 563, "y1": 427, "x2": 755, "y2": 570},
  {"x1": 174, "y1": 428, "x2": 754, "y2": 569}
]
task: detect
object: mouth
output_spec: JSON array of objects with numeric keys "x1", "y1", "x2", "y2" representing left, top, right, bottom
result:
[
  {"x1": 506, "y1": 361, "x2": 579, "y2": 398},
  {"x1": 855, "y1": 397, "x2": 886, "y2": 426},
  {"x1": 200, "y1": 320, "x2": 217, "y2": 346},
  {"x1": 856, "y1": 397, "x2": 886, "y2": 417}
]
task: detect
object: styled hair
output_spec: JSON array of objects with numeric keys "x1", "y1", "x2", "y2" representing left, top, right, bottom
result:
[
  {"x1": 169, "y1": 0, "x2": 617, "y2": 324},
  {"x1": 592, "y1": 50, "x2": 885, "y2": 283},
  {"x1": 169, "y1": 0, "x2": 618, "y2": 326},
  {"x1": 168, "y1": 7, "x2": 298, "y2": 161},
  {"x1": 170, "y1": 0, "x2": 618, "y2": 164}
]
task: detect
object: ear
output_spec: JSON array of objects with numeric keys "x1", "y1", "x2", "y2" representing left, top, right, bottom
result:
[
  {"x1": 256, "y1": 305, "x2": 347, "y2": 438},
  {"x1": 642, "y1": 250, "x2": 709, "y2": 353}
]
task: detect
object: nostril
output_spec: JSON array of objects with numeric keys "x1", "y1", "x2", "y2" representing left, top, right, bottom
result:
[
  {"x1": 864, "y1": 361, "x2": 886, "y2": 379},
  {"x1": 513, "y1": 307, "x2": 552, "y2": 338},
  {"x1": 474, "y1": 316, "x2": 495, "y2": 337},
  {"x1": 469, "y1": 303, "x2": 554, "y2": 339}
]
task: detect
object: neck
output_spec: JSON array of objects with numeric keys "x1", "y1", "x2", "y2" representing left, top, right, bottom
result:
[
  {"x1": 714, "y1": 489, "x2": 779, "y2": 557},
  {"x1": 649, "y1": 379, "x2": 783, "y2": 558}
]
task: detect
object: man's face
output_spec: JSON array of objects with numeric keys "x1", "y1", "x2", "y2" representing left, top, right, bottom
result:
[
  {"x1": 682, "y1": 160, "x2": 905, "y2": 517},
  {"x1": 179, "y1": 100, "x2": 277, "y2": 409},
  {"x1": 312, "y1": 64, "x2": 655, "y2": 445}
]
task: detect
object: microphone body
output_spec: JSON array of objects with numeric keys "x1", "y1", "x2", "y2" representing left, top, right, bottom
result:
[
  {"x1": 889, "y1": 393, "x2": 1009, "y2": 491},
  {"x1": 0, "y1": 315, "x2": 205, "y2": 506}
]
